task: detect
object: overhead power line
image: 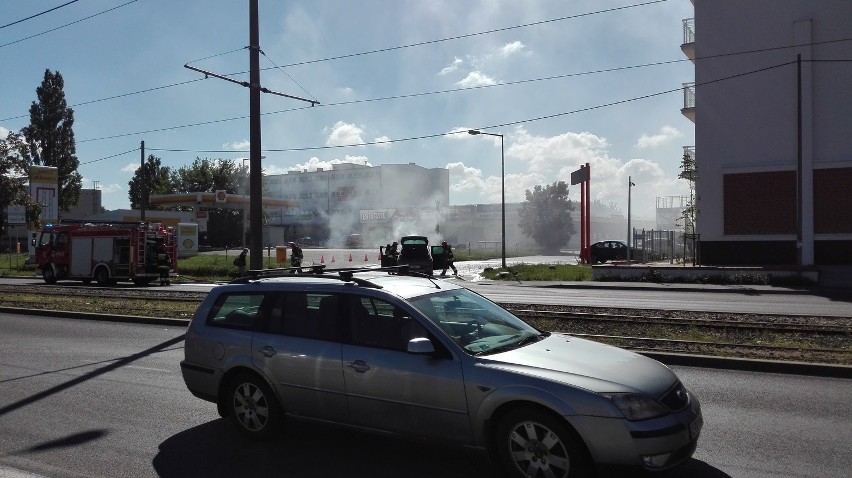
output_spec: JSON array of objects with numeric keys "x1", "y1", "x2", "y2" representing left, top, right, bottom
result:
[
  {"x1": 3, "y1": 0, "x2": 671, "y2": 121},
  {"x1": 0, "y1": 0, "x2": 139, "y2": 49},
  {"x1": 79, "y1": 148, "x2": 138, "y2": 166},
  {"x1": 0, "y1": 0, "x2": 81, "y2": 30},
  {"x1": 145, "y1": 60, "x2": 797, "y2": 155}
]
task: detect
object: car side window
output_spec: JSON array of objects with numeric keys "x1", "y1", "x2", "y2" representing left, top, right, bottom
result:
[
  {"x1": 208, "y1": 293, "x2": 266, "y2": 329},
  {"x1": 265, "y1": 292, "x2": 341, "y2": 342},
  {"x1": 348, "y1": 296, "x2": 427, "y2": 351}
]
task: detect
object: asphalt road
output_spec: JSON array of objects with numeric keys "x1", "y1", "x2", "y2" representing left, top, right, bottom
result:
[{"x1": 1, "y1": 312, "x2": 850, "y2": 478}]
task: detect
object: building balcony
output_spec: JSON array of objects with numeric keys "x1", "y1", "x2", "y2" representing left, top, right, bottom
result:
[
  {"x1": 681, "y1": 83, "x2": 695, "y2": 122},
  {"x1": 681, "y1": 18, "x2": 695, "y2": 61}
]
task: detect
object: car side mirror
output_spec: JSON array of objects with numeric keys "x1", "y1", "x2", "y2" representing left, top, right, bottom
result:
[{"x1": 407, "y1": 337, "x2": 435, "y2": 354}]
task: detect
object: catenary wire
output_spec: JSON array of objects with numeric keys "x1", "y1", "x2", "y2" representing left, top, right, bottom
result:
[
  {"x1": 0, "y1": 0, "x2": 139, "y2": 49},
  {"x1": 0, "y1": 0, "x2": 81, "y2": 30},
  {"x1": 4, "y1": 0, "x2": 671, "y2": 122},
  {"x1": 145, "y1": 60, "x2": 797, "y2": 155}
]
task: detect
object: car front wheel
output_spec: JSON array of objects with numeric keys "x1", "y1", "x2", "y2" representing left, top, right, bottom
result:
[
  {"x1": 494, "y1": 408, "x2": 589, "y2": 478},
  {"x1": 226, "y1": 373, "x2": 282, "y2": 439}
]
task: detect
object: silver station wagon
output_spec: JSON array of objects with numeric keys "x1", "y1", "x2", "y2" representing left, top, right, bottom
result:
[{"x1": 181, "y1": 268, "x2": 702, "y2": 477}]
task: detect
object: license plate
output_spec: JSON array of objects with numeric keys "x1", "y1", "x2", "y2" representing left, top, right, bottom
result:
[{"x1": 689, "y1": 414, "x2": 703, "y2": 440}]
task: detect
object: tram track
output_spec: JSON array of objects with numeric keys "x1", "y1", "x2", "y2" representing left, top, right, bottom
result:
[{"x1": 1, "y1": 283, "x2": 849, "y2": 364}]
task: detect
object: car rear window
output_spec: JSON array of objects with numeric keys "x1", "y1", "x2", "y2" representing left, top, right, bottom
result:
[{"x1": 208, "y1": 293, "x2": 266, "y2": 329}]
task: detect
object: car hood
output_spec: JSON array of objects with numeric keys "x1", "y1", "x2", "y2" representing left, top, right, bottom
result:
[{"x1": 477, "y1": 333, "x2": 677, "y2": 397}]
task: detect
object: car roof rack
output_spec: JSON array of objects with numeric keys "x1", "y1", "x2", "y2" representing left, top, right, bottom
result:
[{"x1": 228, "y1": 264, "x2": 426, "y2": 288}]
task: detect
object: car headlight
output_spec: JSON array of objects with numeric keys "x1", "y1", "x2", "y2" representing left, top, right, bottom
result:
[{"x1": 604, "y1": 393, "x2": 669, "y2": 421}]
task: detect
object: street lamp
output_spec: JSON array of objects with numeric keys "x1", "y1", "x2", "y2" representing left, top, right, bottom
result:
[
  {"x1": 468, "y1": 129, "x2": 506, "y2": 269},
  {"x1": 627, "y1": 176, "x2": 635, "y2": 261}
]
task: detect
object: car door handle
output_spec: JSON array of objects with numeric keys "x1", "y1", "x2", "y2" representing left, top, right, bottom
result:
[
  {"x1": 346, "y1": 360, "x2": 371, "y2": 373},
  {"x1": 259, "y1": 345, "x2": 276, "y2": 358}
]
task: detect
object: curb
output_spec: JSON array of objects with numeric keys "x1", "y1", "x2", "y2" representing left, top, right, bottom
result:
[
  {"x1": 535, "y1": 282, "x2": 817, "y2": 295},
  {"x1": 2, "y1": 306, "x2": 848, "y2": 379}
]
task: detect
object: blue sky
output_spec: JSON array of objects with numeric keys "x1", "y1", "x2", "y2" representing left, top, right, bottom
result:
[{"x1": 1, "y1": 0, "x2": 695, "y2": 219}]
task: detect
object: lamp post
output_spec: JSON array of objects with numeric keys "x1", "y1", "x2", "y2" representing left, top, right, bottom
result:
[
  {"x1": 627, "y1": 176, "x2": 635, "y2": 261},
  {"x1": 468, "y1": 129, "x2": 506, "y2": 269}
]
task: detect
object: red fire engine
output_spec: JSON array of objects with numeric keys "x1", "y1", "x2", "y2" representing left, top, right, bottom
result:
[{"x1": 33, "y1": 222, "x2": 177, "y2": 286}]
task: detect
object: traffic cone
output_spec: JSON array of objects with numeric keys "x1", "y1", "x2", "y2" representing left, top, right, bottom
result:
[
  {"x1": 320, "y1": 255, "x2": 324, "y2": 264},
  {"x1": 332, "y1": 256, "x2": 336, "y2": 263},
  {"x1": 349, "y1": 254, "x2": 353, "y2": 262},
  {"x1": 364, "y1": 254, "x2": 368, "y2": 261}
]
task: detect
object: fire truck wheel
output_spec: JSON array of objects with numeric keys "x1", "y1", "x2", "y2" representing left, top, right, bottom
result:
[
  {"x1": 95, "y1": 267, "x2": 112, "y2": 286},
  {"x1": 42, "y1": 267, "x2": 57, "y2": 285}
]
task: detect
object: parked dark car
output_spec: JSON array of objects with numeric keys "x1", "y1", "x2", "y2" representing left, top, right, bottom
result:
[
  {"x1": 397, "y1": 235, "x2": 443, "y2": 275},
  {"x1": 590, "y1": 240, "x2": 640, "y2": 264},
  {"x1": 344, "y1": 234, "x2": 363, "y2": 248}
]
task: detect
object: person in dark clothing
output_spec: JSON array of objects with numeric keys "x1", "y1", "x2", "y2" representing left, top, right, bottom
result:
[
  {"x1": 234, "y1": 248, "x2": 248, "y2": 276},
  {"x1": 440, "y1": 241, "x2": 457, "y2": 276},
  {"x1": 290, "y1": 242, "x2": 304, "y2": 269},
  {"x1": 157, "y1": 244, "x2": 171, "y2": 285}
]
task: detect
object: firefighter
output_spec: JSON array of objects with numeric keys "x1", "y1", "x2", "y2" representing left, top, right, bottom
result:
[
  {"x1": 440, "y1": 241, "x2": 458, "y2": 276},
  {"x1": 234, "y1": 248, "x2": 249, "y2": 276},
  {"x1": 157, "y1": 244, "x2": 171, "y2": 285},
  {"x1": 389, "y1": 241, "x2": 399, "y2": 264},
  {"x1": 289, "y1": 242, "x2": 304, "y2": 270}
]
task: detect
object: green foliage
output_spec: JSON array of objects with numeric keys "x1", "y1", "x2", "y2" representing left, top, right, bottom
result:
[
  {"x1": 21, "y1": 69, "x2": 82, "y2": 212},
  {"x1": 0, "y1": 132, "x2": 41, "y2": 225},
  {"x1": 171, "y1": 158, "x2": 250, "y2": 247},
  {"x1": 519, "y1": 181, "x2": 575, "y2": 253},
  {"x1": 128, "y1": 155, "x2": 174, "y2": 209}
]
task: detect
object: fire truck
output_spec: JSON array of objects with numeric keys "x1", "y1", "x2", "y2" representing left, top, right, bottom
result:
[{"x1": 33, "y1": 222, "x2": 177, "y2": 286}]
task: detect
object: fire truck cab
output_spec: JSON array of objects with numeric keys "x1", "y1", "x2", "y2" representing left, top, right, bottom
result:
[{"x1": 33, "y1": 222, "x2": 177, "y2": 286}]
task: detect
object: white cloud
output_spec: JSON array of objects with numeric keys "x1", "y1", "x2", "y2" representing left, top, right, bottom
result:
[
  {"x1": 456, "y1": 71, "x2": 497, "y2": 87},
  {"x1": 337, "y1": 87, "x2": 354, "y2": 95},
  {"x1": 325, "y1": 121, "x2": 365, "y2": 146},
  {"x1": 443, "y1": 127, "x2": 475, "y2": 139},
  {"x1": 438, "y1": 57, "x2": 463, "y2": 75},
  {"x1": 0, "y1": 126, "x2": 10, "y2": 138},
  {"x1": 510, "y1": 126, "x2": 611, "y2": 174},
  {"x1": 634, "y1": 125, "x2": 683, "y2": 149},
  {"x1": 284, "y1": 155, "x2": 373, "y2": 174},
  {"x1": 100, "y1": 183, "x2": 122, "y2": 194},
  {"x1": 447, "y1": 161, "x2": 543, "y2": 203},
  {"x1": 222, "y1": 139, "x2": 250, "y2": 150},
  {"x1": 498, "y1": 41, "x2": 525, "y2": 57},
  {"x1": 120, "y1": 162, "x2": 139, "y2": 173}
]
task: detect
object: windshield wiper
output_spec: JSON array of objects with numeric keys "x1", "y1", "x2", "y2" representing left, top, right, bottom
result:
[{"x1": 473, "y1": 332, "x2": 547, "y2": 356}]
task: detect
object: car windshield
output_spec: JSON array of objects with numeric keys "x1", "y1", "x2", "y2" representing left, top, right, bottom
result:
[{"x1": 409, "y1": 289, "x2": 545, "y2": 355}]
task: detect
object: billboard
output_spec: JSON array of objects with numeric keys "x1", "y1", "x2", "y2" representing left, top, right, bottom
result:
[{"x1": 30, "y1": 166, "x2": 59, "y2": 223}]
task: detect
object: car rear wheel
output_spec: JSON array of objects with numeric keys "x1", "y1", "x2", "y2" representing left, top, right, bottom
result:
[
  {"x1": 226, "y1": 373, "x2": 282, "y2": 439},
  {"x1": 494, "y1": 408, "x2": 589, "y2": 478}
]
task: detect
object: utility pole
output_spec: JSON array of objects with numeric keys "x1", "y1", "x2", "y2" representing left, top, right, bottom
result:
[
  {"x1": 248, "y1": 0, "x2": 262, "y2": 270},
  {"x1": 184, "y1": 0, "x2": 318, "y2": 271},
  {"x1": 140, "y1": 140, "x2": 145, "y2": 222}
]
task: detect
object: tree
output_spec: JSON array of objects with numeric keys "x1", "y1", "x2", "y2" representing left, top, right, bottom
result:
[
  {"x1": 0, "y1": 132, "x2": 41, "y2": 228},
  {"x1": 678, "y1": 151, "x2": 699, "y2": 233},
  {"x1": 172, "y1": 158, "x2": 249, "y2": 247},
  {"x1": 519, "y1": 181, "x2": 575, "y2": 253},
  {"x1": 21, "y1": 69, "x2": 82, "y2": 212},
  {"x1": 128, "y1": 155, "x2": 174, "y2": 209}
]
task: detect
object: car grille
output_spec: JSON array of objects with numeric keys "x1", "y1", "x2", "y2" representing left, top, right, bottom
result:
[{"x1": 659, "y1": 382, "x2": 690, "y2": 411}]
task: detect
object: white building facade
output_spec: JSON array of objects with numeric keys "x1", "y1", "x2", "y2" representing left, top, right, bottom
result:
[{"x1": 682, "y1": 0, "x2": 852, "y2": 266}]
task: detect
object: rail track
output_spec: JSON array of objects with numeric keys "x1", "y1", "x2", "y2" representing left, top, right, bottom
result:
[{"x1": 1, "y1": 283, "x2": 849, "y2": 364}]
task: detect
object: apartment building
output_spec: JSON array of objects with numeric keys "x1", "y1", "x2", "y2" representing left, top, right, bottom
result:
[{"x1": 681, "y1": 0, "x2": 852, "y2": 265}]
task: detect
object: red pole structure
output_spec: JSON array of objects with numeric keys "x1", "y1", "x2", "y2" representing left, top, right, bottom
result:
[
  {"x1": 580, "y1": 170, "x2": 586, "y2": 263},
  {"x1": 585, "y1": 162, "x2": 591, "y2": 263}
]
